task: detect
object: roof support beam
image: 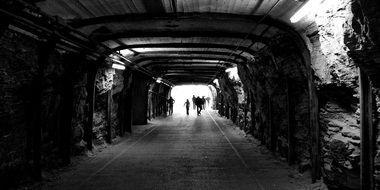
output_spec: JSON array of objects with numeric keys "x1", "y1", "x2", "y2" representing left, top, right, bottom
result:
[
  {"x1": 68, "y1": 13, "x2": 285, "y2": 32},
  {"x1": 135, "y1": 56, "x2": 241, "y2": 67},
  {"x1": 114, "y1": 43, "x2": 257, "y2": 57},
  {"x1": 95, "y1": 31, "x2": 268, "y2": 43},
  {"x1": 131, "y1": 51, "x2": 249, "y2": 62}
]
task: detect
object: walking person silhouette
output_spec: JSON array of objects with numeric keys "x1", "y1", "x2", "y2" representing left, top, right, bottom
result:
[
  {"x1": 184, "y1": 99, "x2": 190, "y2": 115},
  {"x1": 167, "y1": 96, "x2": 175, "y2": 115},
  {"x1": 192, "y1": 95, "x2": 196, "y2": 110},
  {"x1": 195, "y1": 96, "x2": 202, "y2": 116}
]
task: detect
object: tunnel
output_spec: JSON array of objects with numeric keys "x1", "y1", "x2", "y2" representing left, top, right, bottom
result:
[{"x1": 1, "y1": 0, "x2": 380, "y2": 189}]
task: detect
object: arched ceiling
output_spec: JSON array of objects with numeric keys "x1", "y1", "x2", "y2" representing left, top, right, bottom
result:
[{"x1": 34, "y1": 0, "x2": 313, "y2": 85}]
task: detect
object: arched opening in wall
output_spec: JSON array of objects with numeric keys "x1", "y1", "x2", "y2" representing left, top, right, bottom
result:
[{"x1": 170, "y1": 85, "x2": 214, "y2": 115}]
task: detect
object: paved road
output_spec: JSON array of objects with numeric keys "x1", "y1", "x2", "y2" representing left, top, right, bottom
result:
[{"x1": 44, "y1": 110, "x2": 309, "y2": 190}]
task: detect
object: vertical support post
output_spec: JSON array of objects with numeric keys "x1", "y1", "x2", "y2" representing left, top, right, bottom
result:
[
  {"x1": 148, "y1": 91, "x2": 151, "y2": 120},
  {"x1": 31, "y1": 38, "x2": 56, "y2": 180},
  {"x1": 269, "y1": 96, "x2": 276, "y2": 151},
  {"x1": 85, "y1": 63, "x2": 98, "y2": 150},
  {"x1": 154, "y1": 94, "x2": 156, "y2": 118},
  {"x1": 250, "y1": 90, "x2": 255, "y2": 135},
  {"x1": 244, "y1": 92, "x2": 249, "y2": 129},
  {"x1": 60, "y1": 54, "x2": 75, "y2": 165},
  {"x1": 226, "y1": 103, "x2": 230, "y2": 118},
  {"x1": 0, "y1": 20, "x2": 9, "y2": 37},
  {"x1": 360, "y1": 68, "x2": 374, "y2": 190},
  {"x1": 308, "y1": 60, "x2": 320, "y2": 182},
  {"x1": 286, "y1": 78, "x2": 294, "y2": 165},
  {"x1": 220, "y1": 95, "x2": 224, "y2": 116},
  {"x1": 119, "y1": 86, "x2": 126, "y2": 136},
  {"x1": 106, "y1": 89, "x2": 112, "y2": 143},
  {"x1": 125, "y1": 87, "x2": 133, "y2": 132},
  {"x1": 125, "y1": 72, "x2": 134, "y2": 132},
  {"x1": 132, "y1": 73, "x2": 148, "y2": 124}
]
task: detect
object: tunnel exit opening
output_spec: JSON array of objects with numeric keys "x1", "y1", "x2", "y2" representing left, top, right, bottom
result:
[{"x1": 170, "y1": 85, "x2": 215, "y2": 115}]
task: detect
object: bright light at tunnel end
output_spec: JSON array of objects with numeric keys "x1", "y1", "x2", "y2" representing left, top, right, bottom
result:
[{"x1": 290, "y1": 0, "x2": 323, "y2": 23}]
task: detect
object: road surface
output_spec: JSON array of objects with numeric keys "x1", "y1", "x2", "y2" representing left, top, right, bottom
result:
[{"x1": 42, "y1": 110, "x2": 310, "y2": 190}]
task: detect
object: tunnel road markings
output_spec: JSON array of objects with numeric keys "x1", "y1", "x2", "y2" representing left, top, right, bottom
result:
[
  {"x1": 77, "y1": 125, "x2": 159, "y2": 188},
  {"x1": 206, "y1": 110, "x2": 265, "y2": 190}
]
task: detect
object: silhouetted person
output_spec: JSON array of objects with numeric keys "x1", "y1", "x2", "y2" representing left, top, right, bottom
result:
[
  {"x1": 184, "y1": 99, "x2": 190, "y2": 115},
  {"x1": 195, "y1": 96, "x2": 202, "y2": 115},
  {"x1": 168, "y1": 97, "x2": 175, "y2": 115},
  {"x1": 201, "y1": 96, "x2": 206, "y2": 110},
  {"x1": 192, "y1": 95, "x2": 196, "y2": 110},
  {"x1": 206, "y1": 96, "x2": 210, "y2": 107}
]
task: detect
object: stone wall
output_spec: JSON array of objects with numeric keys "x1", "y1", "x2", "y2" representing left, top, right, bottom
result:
[
  {"x1": 218, "y1": 73, "x2": 239, "y2": 122},
  {"x1": 303, "y1": 0, "x2": 380, "y2": 188},
  {"x1": 0, "y1": 28, "x2": 39, "y2": 188},
  {"x1": 94, "y1": 68, "x2": 125, "y2": 144},
  {"x1": 374, "y1": 89, "x2": 380, "y2": 189},
  {"x1": 0, "y1": 26, "x2": 118, "y2": 188},
  {"x1": 236, "y1": 37, "x2": 310, "y2": 167},
  {"x1": 345, "y1": 0, "x2": 380, "y2": 186},
  {"x1": 0, "y1": 27, "x2": 95, "y2": 187}
]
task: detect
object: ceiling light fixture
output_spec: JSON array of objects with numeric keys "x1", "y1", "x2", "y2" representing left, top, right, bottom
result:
[
  {"x1": 156, "y1": 77, "x2": 162, "y2": 83},
  {"x1": 109, "y1": 58, "x2": 126, "y2": 70},
  {"x1": 112, "y1": 63, "x2": 126, "y2": 70},
  {"x1": 290, "y1": 0, "x2": 323, "y2": 23},
  {"x1": 120, "y1": 49, "x2": 135, "y2": 57}
]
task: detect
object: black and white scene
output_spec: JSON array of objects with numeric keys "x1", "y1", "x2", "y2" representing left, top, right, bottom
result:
[{"x1": 1, "y1": 0, "x2": 380, "y2": 190}]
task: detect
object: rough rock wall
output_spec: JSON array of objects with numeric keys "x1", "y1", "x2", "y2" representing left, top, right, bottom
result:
[
  {"x1": 346, "y1": 0, "x2": 380, "y2": 188},
  {"x1": 112, "y1": 70, "x2": 124, "y2": 136},
  {"x1": 69, "y1": 56, "x2": 90, "y2": 155},
  {"x1": 269, "y1": 37, "x2": 310, "y2": 166},
  {"x1": 40, "y1": 50, "x2": 65, "y2": 168},
  {"x1": 0, "y1": 29, "x2": 39, "y2": 187},
  {"x1": 304, "y1": 0, "x2": 374, "y2": 188},
  {"x1": 224, "y1": 69, "x2": 248, "y2": 129},
  {"x1": 0, "y1": 28, "x2": 94, "y2": 188},
  {"x1": 237, "y1": 40, "x2": 310, "y2": 165},
  {"x1": 94, "y1": 68, "x2": 124, "y2": 144},
  {"x1": 218, "y1": 73, "x2": 239, "y2": 122},
  {"x1": 345, "y1": 0, "x2": 380, "y2": 87},
  {"x1": 375, "y1": 89, "x2": 380, "y2": 189}
]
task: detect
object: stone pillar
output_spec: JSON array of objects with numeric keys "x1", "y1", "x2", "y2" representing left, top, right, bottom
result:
[{"x1": 132, "y1": 73, "x2": 149, "y2": 125}]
